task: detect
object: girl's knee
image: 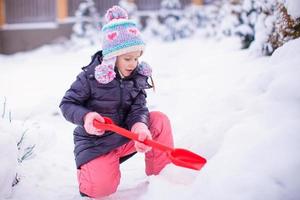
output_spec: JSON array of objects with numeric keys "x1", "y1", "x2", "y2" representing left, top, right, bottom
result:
[
  {"x1": 149, "y1": 111, "x2": 170, "y2": 127},
  {"x1": 78, "y1": 159, "x2": 121, "y2": 198},
  {"x1": 92, "y1": 178, "x2": 120, "y2": 198},
  {"x1": 149, "y1": 111, "x2": 173, "y2": 145},
  {"x1": 79, "y1": 174, "x2": 120, "y2": 198}
]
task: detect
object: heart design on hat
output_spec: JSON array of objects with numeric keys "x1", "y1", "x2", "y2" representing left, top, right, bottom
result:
[
  {"x1": 107, "y1": 32, "x2": 117, "y2": 41},
  {"x1": 128, "y1": 28, "x2": 139, "y2": 35}
]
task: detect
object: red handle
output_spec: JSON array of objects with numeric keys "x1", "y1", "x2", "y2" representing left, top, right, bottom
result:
[
  {"x1": 93, "y1": 117, "x2": 173, "y2": 152},
  {"x1": 94, "y1": 117, "x2": 207, "y2": 171}
]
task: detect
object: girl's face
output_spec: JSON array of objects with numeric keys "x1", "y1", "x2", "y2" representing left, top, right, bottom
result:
[{"x1": 116, "y1": 51, "x2": 142, "y2": 77}]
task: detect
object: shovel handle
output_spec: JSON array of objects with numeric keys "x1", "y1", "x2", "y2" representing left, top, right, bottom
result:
[
  {"x1": 94, "y1": 117, "x2": 207, "y2": 171},
  {"x1": 93, "y1": 118, "x2": 173, "y2": 152}
]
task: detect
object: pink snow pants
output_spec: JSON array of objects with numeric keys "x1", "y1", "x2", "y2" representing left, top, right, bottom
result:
[{"x1": 77, "y1": 111, "x2": 174, "y2": 198}]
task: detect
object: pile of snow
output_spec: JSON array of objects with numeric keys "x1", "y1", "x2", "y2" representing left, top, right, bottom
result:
[
  {"x1": 0, "y1": 101, "x2": 57, "y2": 199},
  {"x1": 0, "y1": 121, "x2": 18, "y2": 199},
  {"x1": 142, "y1": 37, "x2": 300, "y2": 199}
]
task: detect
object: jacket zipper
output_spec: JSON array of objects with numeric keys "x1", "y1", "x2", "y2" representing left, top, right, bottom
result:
[{"x1": 118, "y1": 79, "x2": 124, "y2": 124}]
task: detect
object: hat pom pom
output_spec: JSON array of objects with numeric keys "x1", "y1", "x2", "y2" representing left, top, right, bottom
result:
[
  {"x1": 138, "y1": 61, "x2": 152, "y2": 77},
  {"x1": 95, "y1": 57, "x2": 116, "y2": 84},
  {"x1": 105, "y1": 6, "x2": 128, "y2": 23}
]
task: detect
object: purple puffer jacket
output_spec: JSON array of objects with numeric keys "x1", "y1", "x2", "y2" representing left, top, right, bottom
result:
[{"x1": 59, "y1": 51, "x2": 152, "y2": 168}]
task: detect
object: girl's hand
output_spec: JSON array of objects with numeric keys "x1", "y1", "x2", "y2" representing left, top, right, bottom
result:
[
  {"x1": 83, "y1": 112, "x2": 105, "y2": 136},
  {"x1": 131, "y1": 122, "x2": 152, "y2": 153}
]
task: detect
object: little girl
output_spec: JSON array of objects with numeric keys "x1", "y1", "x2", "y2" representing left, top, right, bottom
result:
[{"x1": 59, "y1": 6, "x2": 174, "y2": 199}]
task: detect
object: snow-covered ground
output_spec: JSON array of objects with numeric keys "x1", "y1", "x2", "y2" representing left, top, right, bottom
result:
[{"x1": 1, "y1": 36, "x2": 300, "y2": 200}]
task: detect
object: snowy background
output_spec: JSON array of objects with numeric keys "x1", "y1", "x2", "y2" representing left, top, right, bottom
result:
[{"x1": 1, "y1": 0, "x2": 300, "y2": 199}]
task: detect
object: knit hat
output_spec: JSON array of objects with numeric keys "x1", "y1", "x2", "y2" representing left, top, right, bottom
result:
[
  {"x1": 95, "y1": 5, "x2": 147, "y2": 84},
  {"x1": 101, "y1": 6, "x2": 145, "y2": 59}
]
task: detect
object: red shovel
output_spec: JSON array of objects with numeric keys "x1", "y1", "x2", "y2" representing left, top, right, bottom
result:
[{"x1": 93, "y1": 117, "x2": 207, "y2": 171}]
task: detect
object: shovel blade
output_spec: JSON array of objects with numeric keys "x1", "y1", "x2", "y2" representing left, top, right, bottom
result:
[{"x1": 169, "y1": 148, "x2": 207, "y2": 171}]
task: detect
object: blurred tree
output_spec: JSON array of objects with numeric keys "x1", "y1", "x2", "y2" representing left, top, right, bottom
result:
[
  {"x1": 118, "y1": 0, "x2": 142, "y2": 30},
  {"x1": 248, "y1": 0, "x2": 300, "y2": 55},
  {"x1": 235, "y1": 0, "x2": 257, "y2": 48},
  {"x1": 158, "y1": 0, "x2": 194, "y2": 41},
  {"x1": 119, "y1": 0, "x2": 137, "y2": 18},
  {"x1": 194, "y1": 0, "x2": 300, "y2": 55},
  {"x1": 267, "y1": 3, "x2": 300, "y2": 54},
  {"x1": 71, "y1": 0, "x2": 101, "y2": 47}
]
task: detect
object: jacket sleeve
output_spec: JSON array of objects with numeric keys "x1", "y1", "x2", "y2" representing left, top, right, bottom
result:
[
  {"x1": 126, "y1": 89, "x2": 149, "y2": 130},
  {"x1": 59, "y1": 72, "x2": 92, "y2": 126}
]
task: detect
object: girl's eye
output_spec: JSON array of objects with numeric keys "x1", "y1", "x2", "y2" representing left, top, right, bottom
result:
[{"x1": 124, "y1": 58, "x2": 131, "y2": 61}]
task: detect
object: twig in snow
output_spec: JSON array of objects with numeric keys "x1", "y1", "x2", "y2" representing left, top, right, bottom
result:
[
  {"x1": 18, "y1": 145, "x2": 36, "y2": 163},
  {"x1": 2, "y1": 96, "x2": 6, "y2": 118}
]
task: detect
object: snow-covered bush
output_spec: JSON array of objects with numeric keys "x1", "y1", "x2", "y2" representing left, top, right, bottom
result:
[
  {"x1": 193, "y1": 0, "x2": 300, "y2": 56},
  {"x1": 191, "y1": 3, "x2": 222, "y2": 37},
  {"x1": 248, "y1": 0, "x2": 300, "y2": 55},
  {"x1": 71, "y1": 0, "x2": 101, "y2": 47},
  {"x1": 231, "y1": 0, "x2": 300, "y2": 55},
  {"x1": 118, "y1": 0, "x2": 142, "y2": 31},
  {"x1": 159, "y1": 0, "x2": 194, "y2": 41},
  {"x1": 204, "y1": 0, "x2": 256, "y2": 49},
  {"x1": 0, "y1": 98, "x2": 36, "y2": 199},
  {"x1": 247, "y1": 0, "x2": 278, "y2": 55},
  {"x1": 217, "y1": 1, "x2": 242, "y2": 37},
  {"x1": 266, "y1": 3, "x2": 300, "y2": 55},
  {"x1": 143, "y1": 0, "x2": 194, "y2": 41},
  {"x1": 235, "y1": 0, "x2": 257, "y2": 48},
  {"x1": 119, "y1": 0, "x2": 137, "y2": 18},
  {"x1": 184, "y1": 1, "x2": 235, "y2": 39}
]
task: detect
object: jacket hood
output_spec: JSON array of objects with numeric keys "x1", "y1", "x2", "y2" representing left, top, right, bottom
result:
[{"x1": 82, "y1": 51, "x2": 152, "y2": 84}]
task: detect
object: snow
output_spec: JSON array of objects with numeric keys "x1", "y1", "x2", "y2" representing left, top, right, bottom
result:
[
  {"x1": 2, "y1": 22, "x2": 58, "y2": 30},
  {"x1": 1, "y1": 36, "x2": 300, "y2": 200},
  {"x1": 0, "y1": 122, "x2": 17, "y2": 199},
  {"x1": 249, "y1": 12, "x2": 274, "y2": 55},
  {"x1": 283, "y1": 0, "x2": 300, "y2": 18}
]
